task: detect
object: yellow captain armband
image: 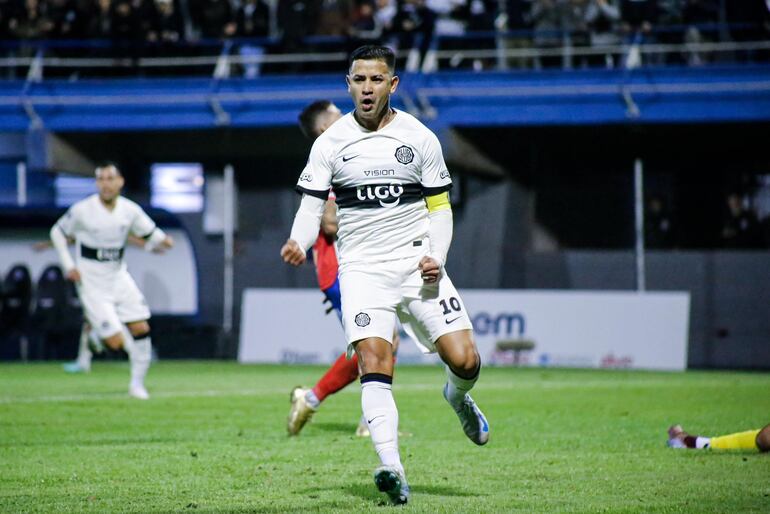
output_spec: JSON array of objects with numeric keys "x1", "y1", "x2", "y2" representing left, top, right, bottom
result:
[{"x1": 425, "y1": 191, "x2": 451, "y2": 213}]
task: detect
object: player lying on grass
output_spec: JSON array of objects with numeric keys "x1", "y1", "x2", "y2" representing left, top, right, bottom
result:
[{"x1": 668, "y1": 423, "x2": 770, "y2": 451}]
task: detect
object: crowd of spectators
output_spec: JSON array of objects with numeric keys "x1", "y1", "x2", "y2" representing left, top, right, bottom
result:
[{"x1": 0, "y1": 0, "x2": 769, "y2": 73}]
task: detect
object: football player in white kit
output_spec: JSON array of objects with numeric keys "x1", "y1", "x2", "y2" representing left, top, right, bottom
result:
[
  {"x1": 281, "y1": 45, "x2": 489, "y2": 505},
  {"x1": 50, "y1": 164, "x2": 174, "y2": 399}
]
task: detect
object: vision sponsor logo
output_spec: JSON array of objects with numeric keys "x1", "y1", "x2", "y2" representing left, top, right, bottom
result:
[
  {"x1": 356, "y1": 184, "x2": 404, "y2": 207},
  {"x1": 440, "y1": 170, "x2": 450, "y2": 179},
  {"x1": 299, "y1": 172, "x2": 313, "y2": 182},
  {"x1": 364, "y1": 169, "x2": 395, "y2": 177}
]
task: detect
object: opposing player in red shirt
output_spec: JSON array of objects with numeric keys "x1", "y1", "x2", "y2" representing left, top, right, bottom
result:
[{"x1": 287, "y1": 100, "x2": 398, "y2": 437}]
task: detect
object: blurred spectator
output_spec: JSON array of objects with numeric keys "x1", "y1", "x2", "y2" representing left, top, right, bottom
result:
[
  {"x1": 149, "y1": 0, "x2": 185, "y2": 45},
  {"x1": 11, "y1": 0, "x2": 54, "y2": 40},
  {"x1": 726, "y1": 0, "x2": 770, "y2": 62},
  {"x1": 620, "y1": 0, "x2": 656, "y2": 34},
  {"x1": 46, "y1": 0, "x2": 87, "y2": 39},
  {"x1": 500, "y1": 0, "x2": 533, "y2": 69},
  {"x1": 681, "y1": 0, "x2": 718, "y2": 66},
  {"x1": 86, "y1": 0, "x2": 113, "y2": 39},
  {"x1": 374, "y1": 0, "x2": 397, "y2": 32},
  {"x1": 235, "y1": 0, "x2": 270, "y2": 77},
  {"x1": 278, "y1": 0, "x2": 321, "y2": 53},
  {"x1": 645, "y1": 195, "x2": 675, "y2": 248},
  {"x1": 317, "y1": 0, "x2": 354, "y2": 36},
  {"x1": 562, "y1": 0, "x2": 591, "y2": 68},
  {"x1": 190, "y1": 0, "x2": 237, "y2": 39},
  {"x1": 720, "y1": 192, "x2": 761, "y2": 248},
  {"x1": 391, "y1": 0, "x2": 436, "y2": 71},
  {"x1": 530, "y1": 0, "x2": 563, "y2": 68},
  {"x1": 349, "y1": 0, "x2": 384, "y2": 45},
  {"x1": 620, "y1": 0, "x2": 657, "y2": 67},
  {"x1": 585, "y1": 0, "x2": 621, "y2": 67}
]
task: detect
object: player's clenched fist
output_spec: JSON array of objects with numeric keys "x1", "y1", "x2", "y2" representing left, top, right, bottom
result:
[
  {"x1": 418, "y1": 256, "x2": 441, "y2": 283},
  {"x1": 281, "y1": 239, "x2": 306, "y2": 266}
]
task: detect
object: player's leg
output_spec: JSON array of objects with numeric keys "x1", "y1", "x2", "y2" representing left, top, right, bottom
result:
[
  {"x1": 402, "y1": 269, "x2": 489, "y2": 446},
  {"x1": 668, "y1": 424, "x2": 767, "y2": 451},
  {"x1": 125, "y1": 320, "x2": 152, "y2": 400},
  {"x1": 63, "y1": 323, "x2": 93, "y2": 373},
  {"x1": 115, "y1": 273, "x2": 153, "y2": 400},
  {"x1": 356, "y1": 329, "x2": 400, "y2": 437},
  {"x1": 435, "y1": 329, "x2": 489, "y2": 446},
  {"x1": 288, "y1": 277, "x2": 361, "y2": 435},
  {"x1": 341, "y1": 264, "x2": 408, "y2": 505},
  {"x1": 756, "y1": 424, "x2": 770, "y2": 452},
  {"x1": 355, "y1": 336, "x2": 408, "y2": 505}
]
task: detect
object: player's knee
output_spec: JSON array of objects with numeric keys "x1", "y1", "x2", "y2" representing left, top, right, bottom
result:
[
  {"x1": 756, "y1": 425, "x2": 770, "y2": 452},
  {"x1": 103, "y1": 333, "x2": 123, "y2": 350},
  {"x1": 128, "y1": 321, "x2": 150, "y2": 339},
  {"x1": 455, "y1": 349, "x2": 480, "y2": 377}
]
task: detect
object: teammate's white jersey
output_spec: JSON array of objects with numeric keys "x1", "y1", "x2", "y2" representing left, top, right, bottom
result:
[
  {"x1": 296, "y1": 109, "x2": 452, "y2": 264},
  {"x1": 54, "y1": 194, "x2": 160, "y2": 284}
]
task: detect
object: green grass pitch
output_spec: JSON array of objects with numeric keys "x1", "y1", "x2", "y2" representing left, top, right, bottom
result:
[{"x1": 1, "y1": 362, "x2": 768, "y2": 513}]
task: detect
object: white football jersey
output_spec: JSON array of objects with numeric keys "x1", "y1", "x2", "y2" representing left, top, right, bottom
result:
[
  {"x1": 296, "y1": 109, "x2": 452, "y2": 264},
  {"x1": 54, "y1": 194, "x2": 160, "y2": 282}
]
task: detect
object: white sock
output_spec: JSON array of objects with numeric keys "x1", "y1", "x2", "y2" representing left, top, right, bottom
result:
[
  {"x1": 695, "y1": 436, "x2": 711, "y2": 449},
  {"x1": 304, "y1": 390, "x2": 321, "y2": 409},
  {"x1": 361, "y1": 376, "x2": 402, "y2": 472},
  {"x1": 444, "y1": 364, "x2": 480, "y2": 410},
  {"x1": 123, "y1": 329, "x2": 151, "y2": 388},
  {"x1": 76, "y1": 327, "x2": 92, "y2": 369}
]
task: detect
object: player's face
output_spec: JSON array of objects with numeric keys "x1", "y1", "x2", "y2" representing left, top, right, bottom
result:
[
  {"x1": 95, "y1": 167, "x2": 124, "y2": 203},
  {"x1": 346, "y1": 59, "x2": 398, "y2": 123}
]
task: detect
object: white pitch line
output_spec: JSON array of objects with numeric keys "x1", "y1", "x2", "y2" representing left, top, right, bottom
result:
[{"x1": 0, "y1": 378, "x2": 710, "y2": 405}]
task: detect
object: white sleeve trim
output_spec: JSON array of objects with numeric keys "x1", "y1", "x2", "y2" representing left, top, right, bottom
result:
[
  {"x1": 50, "y1": 224, "x2": 75, "y2": 273},
  {"x1": 144, "y1": 227, "x2": 168, "y2": 251},
  {"x1": 427, "y1": 208, "x2": 453, "y2": 269},
  {"x1": 289, "y1": 194, "x2": 326, "y2": 252}
]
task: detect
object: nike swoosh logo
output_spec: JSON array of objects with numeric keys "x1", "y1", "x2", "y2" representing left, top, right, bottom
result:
[
  {"x1": 367, "y1": 415, "x2": 383, "y2": 424},
  {"x1": 342, "y1": 155, "x2": 359, "y2": 162},
  {"x1": 445, "y1": 316, "x2": 461, "y2": 324}
]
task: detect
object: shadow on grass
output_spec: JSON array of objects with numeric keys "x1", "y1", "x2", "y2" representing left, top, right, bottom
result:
[
  {"x1": 311, "y1": 422, "x2": 359, "y2": 436},
  {"x1": 342, "y1": 481, "x2": 478, "y2": 502}
]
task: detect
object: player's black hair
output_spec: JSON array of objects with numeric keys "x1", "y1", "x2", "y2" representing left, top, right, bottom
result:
[
  {"x1": 94, "y1": 161, "x2": 123, "y2": 177},
  {"x1": 348, "y1": 45, "x2": 396, "y2": 74},
  {"x1": 298, "y1": 100, "x2": 334, "y2": 140}
]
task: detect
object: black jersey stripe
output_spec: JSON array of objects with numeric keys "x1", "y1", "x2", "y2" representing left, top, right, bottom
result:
[
  {"x1": 295, "y1": 185, "x2": 330, "y2": 200},
  {"x1": 335, "y1": 183, "x2": 424, "y2": 209},
  {"x1": 422, "y1": 183, "x2": 453, "y2": 197},
  {"x1": 138, "y1": 226, "x2": 157, "y2": 240}
]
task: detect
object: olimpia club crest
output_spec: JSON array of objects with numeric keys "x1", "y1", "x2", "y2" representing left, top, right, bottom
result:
[
  {"x1": 355, "y1": 312, "x2": 371, "y2": 327},
  {"x1": 395, "y1": 145, "x2": 414, "y2": 164}
]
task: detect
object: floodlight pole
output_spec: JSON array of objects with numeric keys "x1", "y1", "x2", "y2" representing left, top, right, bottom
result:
[
  {"x1": 17, "y1": 161, "x2": 27, "y2": 206},
  {"x1": 634, "y1": 158, "x2": 646, "y2": 292},
  {"x1": 222, "y1": 164, "x2": 235, "y2": 344}
]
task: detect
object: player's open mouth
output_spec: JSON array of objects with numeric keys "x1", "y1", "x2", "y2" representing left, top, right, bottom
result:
[{"x1": 361, "y1": 98, "x2": 374, "y2": 111}]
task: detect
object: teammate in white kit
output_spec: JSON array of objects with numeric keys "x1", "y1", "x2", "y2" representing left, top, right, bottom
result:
[
  {"x1": 50, "y1": 164, "x2": 173, "y2": 399},
  {"x1": 281, "y1": 45, "x2": 489, "y2": 505}
]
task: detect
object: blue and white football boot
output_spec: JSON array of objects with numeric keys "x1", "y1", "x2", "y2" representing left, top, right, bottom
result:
[{"x1": 443, "y1": 384, "x2": 490, "y2": 445}]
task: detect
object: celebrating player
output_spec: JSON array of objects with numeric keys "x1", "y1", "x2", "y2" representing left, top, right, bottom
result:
[
  {"x1": 668, "y1": 423, "x2": 770, "y2": 451},
  {"x1": 50, "y1": 163, "x2": 173, "y2": 399},
  {"x1": 288, "y1": 100, "x2": 401, "y2": 438},
  {"x1": 281, "y1": 45, "x2": 489, "y2": 505}
]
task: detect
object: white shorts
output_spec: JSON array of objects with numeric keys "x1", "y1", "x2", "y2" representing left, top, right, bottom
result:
[
  {"x1": 78, "y1": 271, "x2": 151, "y2": 339},
  {"x1": 339, "y1": 255, "x2": 473, "y2": 354}
]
